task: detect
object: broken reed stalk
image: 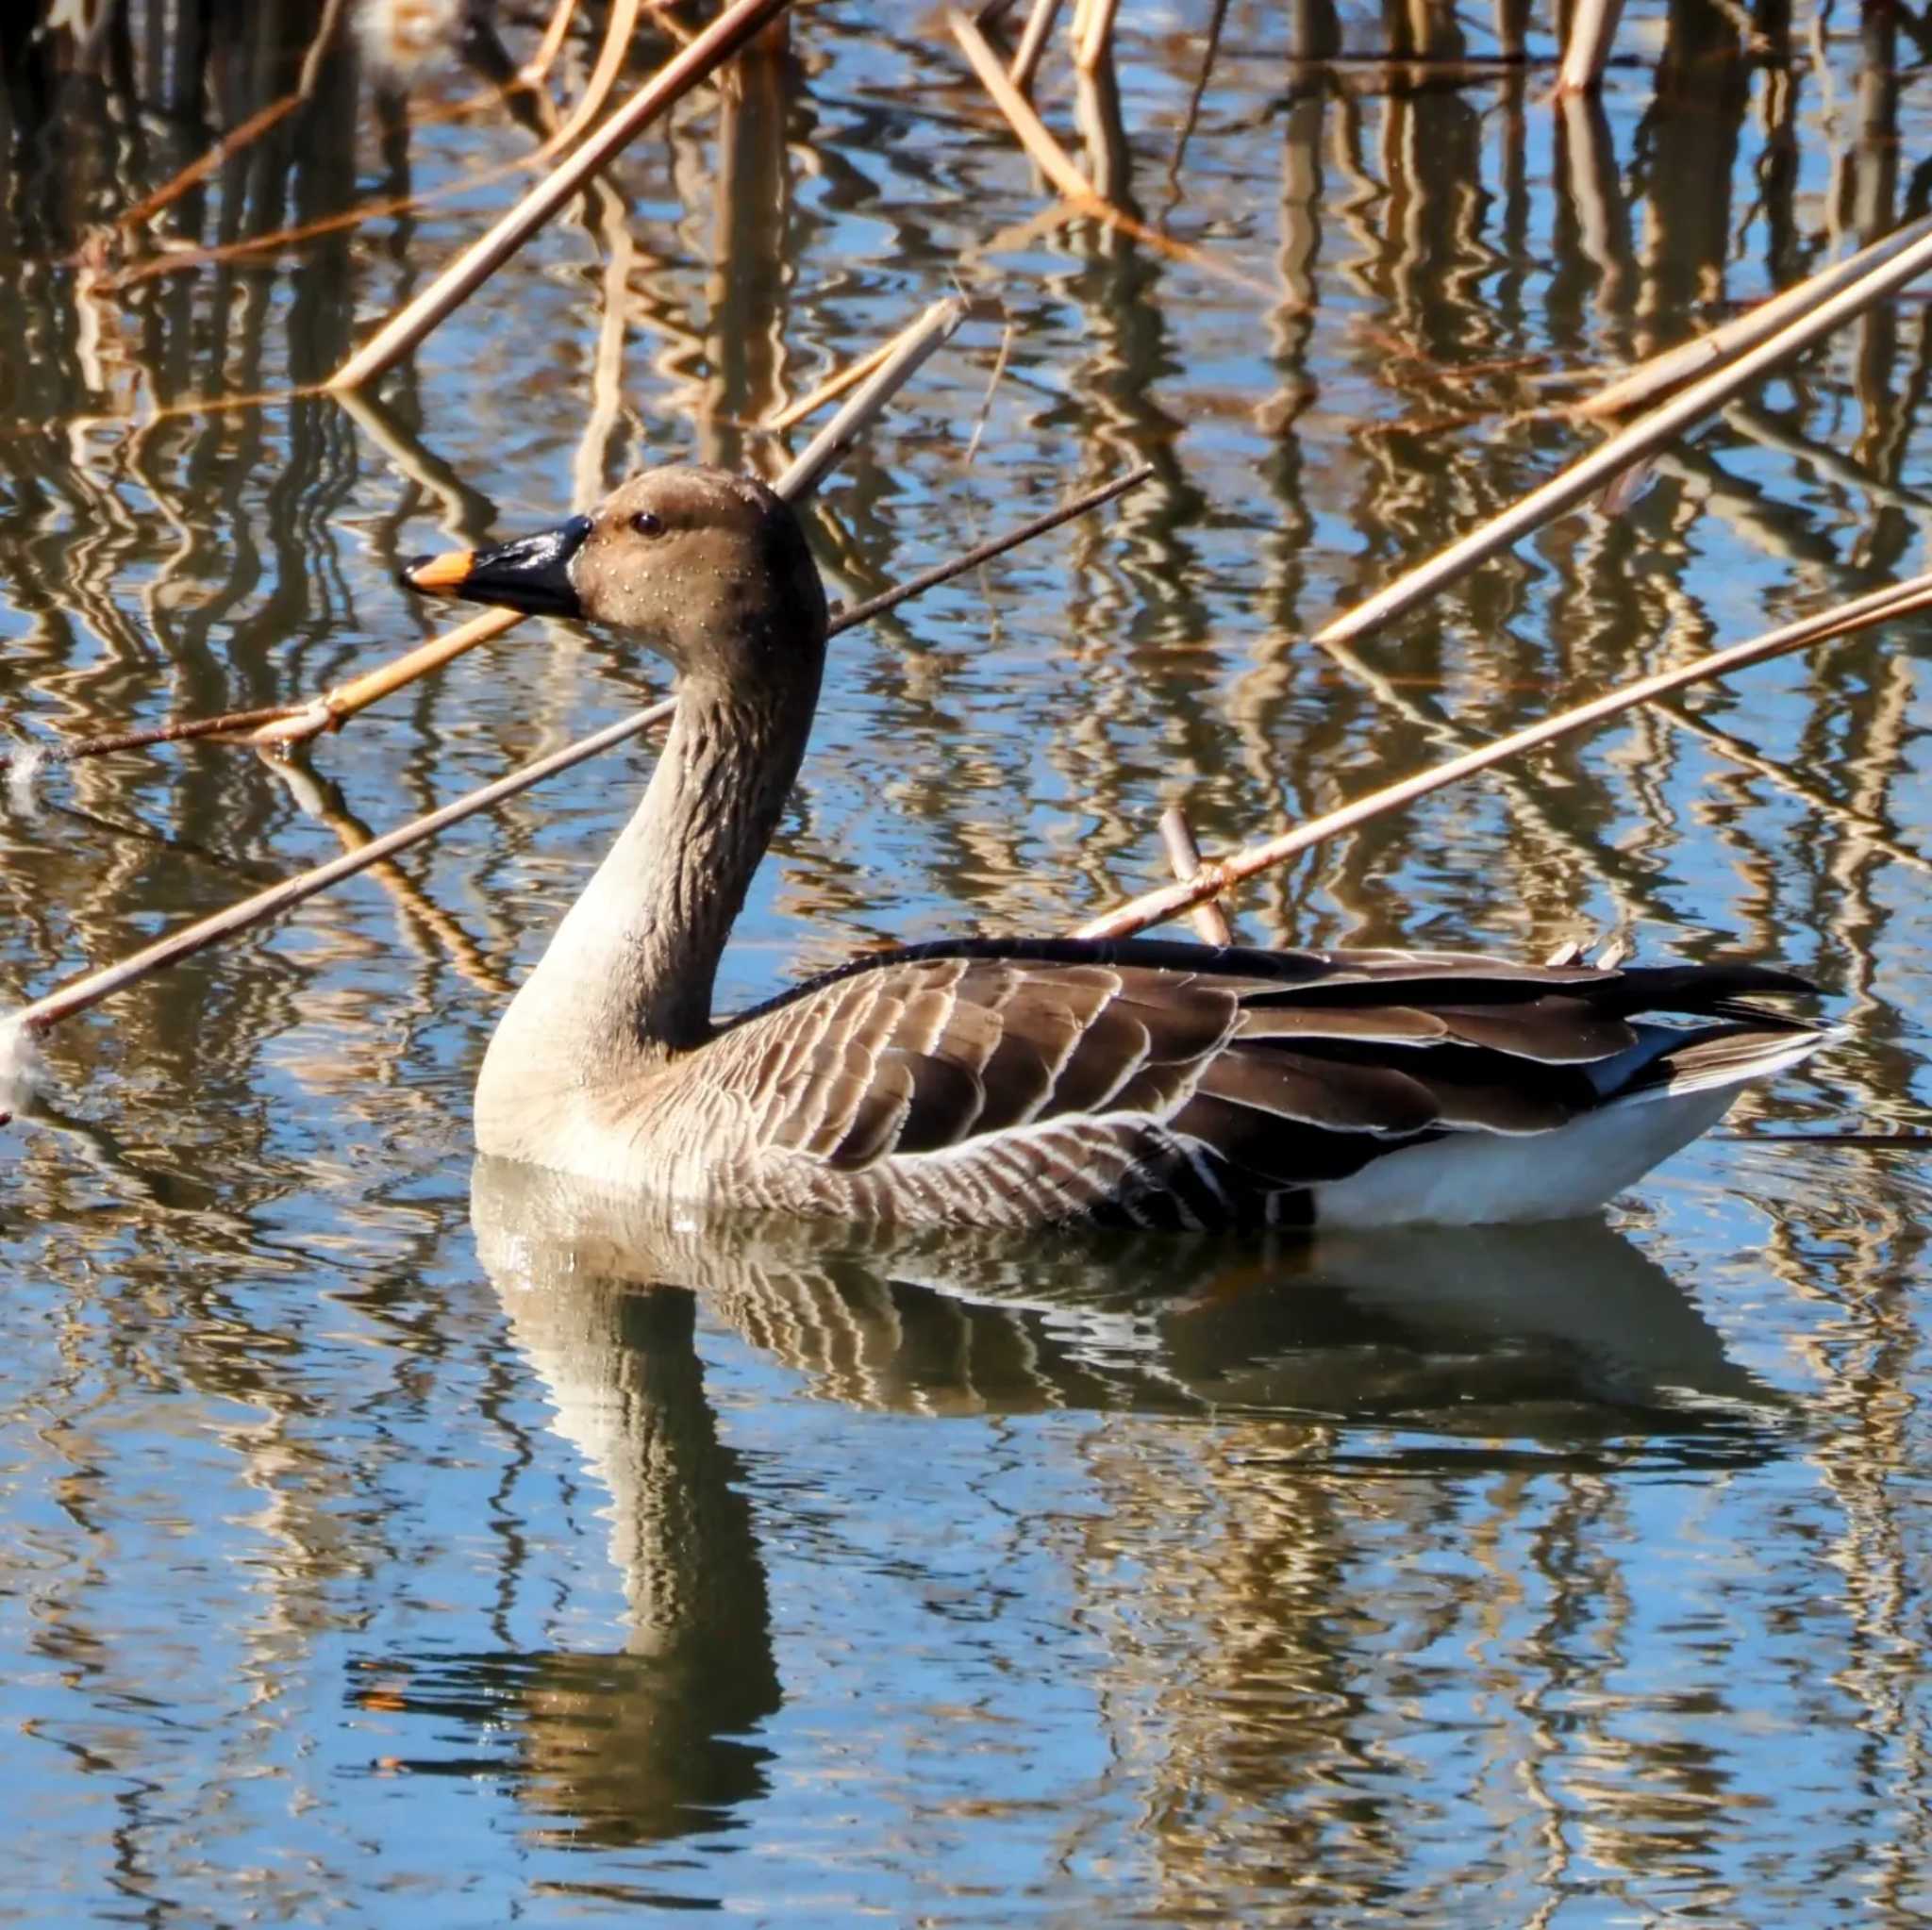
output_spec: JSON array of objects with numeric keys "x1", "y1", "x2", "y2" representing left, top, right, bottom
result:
[
  {"x1": 1158, "y1": 807, "x2": 1234, "y2": 945},
  {"x1": 1576, "y1": 213, "x2": 1932, "y2": 420},
  {"x1": 1, "y1": 603, "x2": 533, "y2": 767},
  {"x1": 774, "y1": 298, "x2": 970, "y2": 501},
  {"x1": 951, "y1": 10, "x2": 1091, "y2": 200},
  {"x1": 1075, "y1": 571, "x2": 1932, "y2": 941},
  {"x1": 5, "y1": 704, "x2": 309, "y2": 769},
  {"x1": 249, "y1": 609, "x2": 524, "y2": 746},
  {"x1": 828, "y1": 463, "x2": 1152, "y2": 630},
  {"x1": 774, "y1": 287, "x2": 991, "y2": 440},
  {"x1": 327, "y1": 0, "x2": 791, "y2": 391},
  {"x1": 102, "y1": 161, "x2": 536, "y2": 291},
  {"x1": 387, "y1": 0, "x2": 577, "y2": 139},
  {"x1": 4, "y1": 468, "x2": 1152, "y2": 1041},
  {"x1": 766, "y1": 339, "x2": 894, "y2": 434},
  {"x1": 1313, "y1": 219, "x2": 1932, "y2": 648}
]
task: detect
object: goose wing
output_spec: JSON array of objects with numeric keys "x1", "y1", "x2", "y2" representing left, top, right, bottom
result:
[{"x1": 703, "y1": 939, "x2": 1820, "y2": 1223}]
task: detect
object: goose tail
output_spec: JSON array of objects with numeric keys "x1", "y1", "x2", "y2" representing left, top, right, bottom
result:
[
  {"x1": 1310, "y1": 1019, "x2": 1834, "y2": 1230},
  {"x1": 1614, "y1": 1021, "x2": 1840, "y2": 1104}
]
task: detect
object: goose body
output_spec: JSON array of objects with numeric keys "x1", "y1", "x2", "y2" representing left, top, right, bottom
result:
[{"x1": 405, "y1": 466, "x2": 1827, "y2": 1233}]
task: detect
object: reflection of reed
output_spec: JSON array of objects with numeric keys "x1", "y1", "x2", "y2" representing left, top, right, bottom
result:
[
  {"x1": 1260, "y1": 71, "x2": 1663, "y2": 948},
  {"x1": 0, "y1": 8, "x2": 530, "y2": 1095},
  {"x1": 1062, "y1": 1238, "x2": 1787, "y2": 1919},
  {"x1": 1741, "y1": 1144, "x2": 1932, "y2": 1918},
  {"x1": 696, "y1": 32, "x2": 793, "y2": 474}
]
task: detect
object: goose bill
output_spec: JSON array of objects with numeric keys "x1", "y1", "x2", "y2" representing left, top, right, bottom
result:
[{"x1": 402, "y1": 513, "x2": 593, "y2": 618}]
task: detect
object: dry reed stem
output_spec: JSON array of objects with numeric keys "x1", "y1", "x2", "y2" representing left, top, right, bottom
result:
[
  {"x1": 766, "y1": 340, "x2": 894, "y2": 434},
  {"x1": 3, "y1": 705, "x2": 305, "y2": 769},
  {"x1": 1076, "y1": 572, "x2": 1932, "y2": 940},
  {"x1": 952, "y1": 9, "x2": 1092, "y2": 199},
  {"x1": 1009, "y1": 0, "x2": 1064, "y2": 90},
  {"x1": 113, "y1": 0, "x2": 348, "y2": 233},
  {"x1": 1287, "y1": 51, "x2": 1563, "y2": 71},
  {"x1": 949, "y1": 10, "x2": 1274, "y2": 300},
  {"x1": 7, "y1": 469, "x2": 1152, "y2": 1039},
  {"x1": 1072, "y1": 0, "x2": 1121, "y2": 71},
  {"x1": 1158, "y1": 807, "x2": 1235, "y2": 944},
  {"x1": 103, "y1": 157, "x2": 540, "y2": 290},
  {"x1": 1575, "y1": 213, "x2": 1932, "y2": 420},
  {"x1": 1657, "y1": 703, "x2": 1932, "y2": 881},
  {"x1": 827, "y1": 464, "x2": 1152, "y2": 631},
  {"x1": 388, "y1": 0, "x2": 681, "y2": 141},
  {"x1": 1555, "y1": 0, "x2": 1624, "y2": 94},
  {"x1": 774, "y1": 298, "x2": 970, "y2": 502},
  {"x1": 1163, "y1": 0, "x2": 1229, "y2": 203},
  {"x1": 1313, "y1": 221, "x2": 1932, "y2": 648},
  {"x1": 328, "y1": 0, "x2": 792, "y2": 391},
  {"x1": 250, "y1": 610, "x2": 524, "y2": 747}
]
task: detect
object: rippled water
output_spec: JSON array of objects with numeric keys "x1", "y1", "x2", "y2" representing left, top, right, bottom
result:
[{"x1": 5, "y1": 2, "x2": 1932, "y2": 1922}]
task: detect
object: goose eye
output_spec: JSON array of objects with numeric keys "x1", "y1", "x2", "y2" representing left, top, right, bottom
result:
[{"x1": 630, "y1": 510, "x2": 665, "y2": 539}]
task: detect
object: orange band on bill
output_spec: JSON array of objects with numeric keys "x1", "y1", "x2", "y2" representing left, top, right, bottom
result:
[{"x1": 404, "y1": 549, "x2": 475, "y2": 591}]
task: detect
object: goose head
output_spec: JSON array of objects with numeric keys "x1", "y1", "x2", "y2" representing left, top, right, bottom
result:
[{"x1": 402, "y1": 465, "x2": 828, "y2": 690}]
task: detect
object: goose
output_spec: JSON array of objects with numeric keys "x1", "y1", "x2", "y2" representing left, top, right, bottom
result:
[{"x1": 403, "y1": 465, "x2": 1828, "y2": 1233}]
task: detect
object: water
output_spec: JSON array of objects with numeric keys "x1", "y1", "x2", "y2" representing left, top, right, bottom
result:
[{"x1": 5, "y1": 2, "x2": 1932, "y2": 1921}]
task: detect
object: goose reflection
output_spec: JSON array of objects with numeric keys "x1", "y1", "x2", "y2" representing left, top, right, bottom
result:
[
  {"x1": 427, "y1": 1161, "x2": 1784, "y2": 1853},
  {"x1": 473, "y1": 1158, "x2": 1780, "y2": 1437},
  {"x1": 357, "y1": 1197, "x2": 781, "y2": 1851}
]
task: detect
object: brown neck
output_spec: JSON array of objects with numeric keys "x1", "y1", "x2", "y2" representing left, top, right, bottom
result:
[{"x1": 478, "y1": 662, "x2": 817, "y2": 1107}]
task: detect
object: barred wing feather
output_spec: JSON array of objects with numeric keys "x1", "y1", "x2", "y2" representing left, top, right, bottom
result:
[{"x1": 697, "y1": 939, "x2": 1824, "y2": 1228}]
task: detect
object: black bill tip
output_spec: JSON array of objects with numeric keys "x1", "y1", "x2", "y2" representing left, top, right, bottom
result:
[{"x1": 401, "y1": 513, "x2": 593, "y2": 619}]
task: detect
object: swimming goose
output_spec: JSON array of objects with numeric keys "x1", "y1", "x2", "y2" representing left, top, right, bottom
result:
[{"x1": 404, "y1": 465, "x2": 1827, "y2": 1232}]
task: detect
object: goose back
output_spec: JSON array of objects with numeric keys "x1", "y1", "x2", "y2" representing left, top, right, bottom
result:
[{"x1": 575, "y1": 938, "x2": 1825, "y2": 1230}]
